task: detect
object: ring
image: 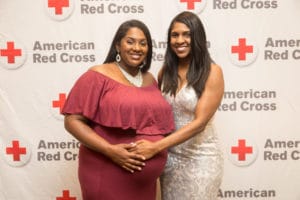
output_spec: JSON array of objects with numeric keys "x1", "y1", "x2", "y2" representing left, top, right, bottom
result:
[{"x1": 130, "y1": 142, "x2": 136, "y2": 146}]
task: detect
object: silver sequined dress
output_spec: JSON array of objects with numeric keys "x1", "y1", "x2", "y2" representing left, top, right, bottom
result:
[{"x1": 161, "y1": 84, "x2": 223, "y2": 200}]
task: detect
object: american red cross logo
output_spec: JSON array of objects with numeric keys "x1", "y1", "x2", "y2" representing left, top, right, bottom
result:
[
  {"x1": 231, "y1": 139, "x2": 253, "y2": 161},
  {"x1": 48, "y1": 0, "x2": 69, "y2": 15},
  {"x1": 180, "y1": 0, "x2": 202, "y2": 10},
  {"x1": 6, "y1": 140, "x2": 26, "y2": 161},
  {"x1": 231, "y1": 38, "x2": 253, "y2": 61},
  {"x1": 56, "y1": 190, "x2": 76, "y2": 200},
  {"x1": 52, "y1": 93, "x2": 66, "y2": 113},
  {"x1": 0, "y1": 41, "x2": 22, "y2": 64}
]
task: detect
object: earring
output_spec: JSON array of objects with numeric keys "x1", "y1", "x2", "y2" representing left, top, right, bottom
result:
[
  {"x1": 140, "y1": 60, "x2": 146, "y2": 69},
  {"x1": 116, "y1": 52, "x2": 121, "y2": 62}
]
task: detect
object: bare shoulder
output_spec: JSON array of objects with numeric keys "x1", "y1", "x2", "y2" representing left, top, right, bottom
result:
[
  {"x1": 89, "y1": 63, "x2": 116, "y2": 76},
  {"x1": 206, "y1": 63, "x2": 224, "y2": 90},
  {"x1": 209, "y1": 63, "x2": 224, "y2": 81},
  {"x1": 143, "y1": 71, "x2": 155, "y2": 79},
  {"x1": 157, "y1": 68, "x2": 163, "y2": 81},
  {"x1": 210, "y1": 63, "x2": 223, "y2": 75},
  {"x1": 143, "y1": 71, "x2": 156, "y2": 86}
]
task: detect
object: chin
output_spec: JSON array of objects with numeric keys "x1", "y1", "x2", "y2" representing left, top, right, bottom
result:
[
  {"x1": 176, "y1": 54, "x2": 189, "y2": 59},
  {"x1": 129, "y1": 62, "x2": 142, "y2": 68}
]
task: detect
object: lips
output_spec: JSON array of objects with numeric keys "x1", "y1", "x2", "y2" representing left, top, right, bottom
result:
[
  {"x1": 130, "y1": 53, "x2": 143, "y2": 60},
  {"x1": 175, "y1": 45, "x2": 189, "y2": 53},
  {"x1": 176, "y1": 46, "x2": 187, "y2": 51}
]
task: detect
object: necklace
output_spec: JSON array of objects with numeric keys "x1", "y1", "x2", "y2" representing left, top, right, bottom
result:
[{"x1": 115, "y1": 62, "x2": 143, "y2": 87}]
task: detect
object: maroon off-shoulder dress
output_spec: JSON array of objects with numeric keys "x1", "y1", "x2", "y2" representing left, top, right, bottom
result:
[{"x1": 62, "y1": 70, "x2": 174, "y2": 200}]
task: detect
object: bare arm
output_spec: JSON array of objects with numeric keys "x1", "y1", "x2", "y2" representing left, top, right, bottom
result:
[
  {"x1": 133, "y1": 64, "x2": 224, "y2": 159},
  {"x1": 64, "y1": 114, "x2": 145, "y2": 172}
]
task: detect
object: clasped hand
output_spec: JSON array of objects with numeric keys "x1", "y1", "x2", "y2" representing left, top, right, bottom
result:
[{"x1": 110, "y1": 140, "x2": 157, "y2": 173}]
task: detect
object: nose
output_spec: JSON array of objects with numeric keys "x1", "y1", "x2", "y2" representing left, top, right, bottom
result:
[
  {"x1": 133, "y1": 43, "x2": 142, "y2": 51},
  {"x1": 176, "y1": 35, "x2": 185, "y2": 44}
]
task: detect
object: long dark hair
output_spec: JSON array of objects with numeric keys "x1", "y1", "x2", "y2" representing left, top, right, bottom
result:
[
  {"x1": 103, "y1": 19, "x2": 152, "y2": 73},
  {"x1": 159, "y1": 11, "x2": 212, "y2": 97}
]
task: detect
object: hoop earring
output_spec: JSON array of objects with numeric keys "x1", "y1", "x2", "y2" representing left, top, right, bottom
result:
[{"x1": 116, "y1": 52, "x2": 121, "y2": 62}]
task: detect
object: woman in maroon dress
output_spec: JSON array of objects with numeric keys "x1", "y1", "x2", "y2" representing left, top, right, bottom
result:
[{"x1": 61, "y1": 20, "x2": 174, "y2": 200}]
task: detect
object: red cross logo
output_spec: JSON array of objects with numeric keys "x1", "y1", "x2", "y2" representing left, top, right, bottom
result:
[
  {"x1": 231, "y1": 139, "x2": 253, "y2": 161},
  {"x1": 48, "y1": 0, "x2": 69, "y2": 15},
  {"x1": 0, "y1": 41, "x2": 22, "y2": 64},
  {"x1": 52, "y1": 93, "x2": 66, "y2": 113},
  {"x1": 6, "y1": 140, "x2": 27, "y2": 161},
  {"x1": 180, "y1": 0, "x2": 202, "y2": 10},
  {"x1": 231, "y1": 38, "x2": 253, "y2": 61},
  {"x1": 56, "y1": 190, "x2": 76, "y2": 200}
]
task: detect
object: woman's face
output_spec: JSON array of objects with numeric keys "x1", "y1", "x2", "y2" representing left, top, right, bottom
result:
[
  {"x1": 117, "y1": 27, "x2": 148, "y2": 68},
  {"x1": 170, "y1": 22, "x2": 191, "y2": 60}
]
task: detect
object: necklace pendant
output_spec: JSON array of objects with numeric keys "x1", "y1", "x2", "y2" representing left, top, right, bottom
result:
[{"x1": 116, "y1": 62, "x2": 143, "y2": 87}]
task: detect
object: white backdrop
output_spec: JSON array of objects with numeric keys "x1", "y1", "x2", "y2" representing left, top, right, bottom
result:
[{"x1": 1, "y1": 0, "x2": 300, "y2": 199}]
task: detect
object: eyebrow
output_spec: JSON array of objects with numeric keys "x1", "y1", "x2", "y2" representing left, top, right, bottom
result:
[
  {"x1": 126, "y1": 36, "x2": 147, "y2": 41},
  {"x1": 171, "y1": 30, "x2": 190, "y2": 34}
]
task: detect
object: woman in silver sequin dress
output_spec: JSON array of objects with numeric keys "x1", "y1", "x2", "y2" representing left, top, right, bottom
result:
[{"x1": 132, "y1": 11, "x2": 224, "y2": 200}]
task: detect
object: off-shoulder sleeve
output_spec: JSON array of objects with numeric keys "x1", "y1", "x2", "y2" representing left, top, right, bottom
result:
[{"x1": 61, "y1": 71, "x2": 104, "y2": 123}]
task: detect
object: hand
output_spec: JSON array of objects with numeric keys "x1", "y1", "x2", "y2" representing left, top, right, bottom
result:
[
  {"x1": 129, "y1": 140, "x2": 159, "y2": 160},
  {"x1": 108, "y1": 143, "x2": 146, "y2": 173}
]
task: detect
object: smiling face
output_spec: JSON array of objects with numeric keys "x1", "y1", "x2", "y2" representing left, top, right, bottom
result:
[
  {"x1": 170, "y1": 22, "x2": 191, "y2": 61},
  {"x1": 116, "y1": 27, "x2": 148, "y2": 71}
]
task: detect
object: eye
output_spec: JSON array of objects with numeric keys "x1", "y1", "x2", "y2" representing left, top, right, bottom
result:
[
  {"x1": 140, "y1": 40, "x2": 147, "y2": 47},
  {"x1": 126, "y1": 39, "x2": 134, "y2": 45},
  {"x1": 183, "y1": 32, "x2": 191, "y2": 38},
  {"x1": 171, "y1": 32, "x2": 178, "y2": 38}
]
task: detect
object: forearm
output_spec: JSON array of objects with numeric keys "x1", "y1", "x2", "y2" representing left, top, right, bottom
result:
[
  {"x1": 64, "y1": 114, "x2": 112, "y2": 157},
  {"x1": 64, "y1": 114, "x2": 146, "y2": 172},
  {"x1": 154, "y1": 119, "x2": 206, "y2": 152}
]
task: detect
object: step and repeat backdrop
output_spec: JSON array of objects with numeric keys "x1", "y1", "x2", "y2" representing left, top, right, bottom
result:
[{"x1": 1, "y1": 0, "x2": 299, "y2": 199}]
